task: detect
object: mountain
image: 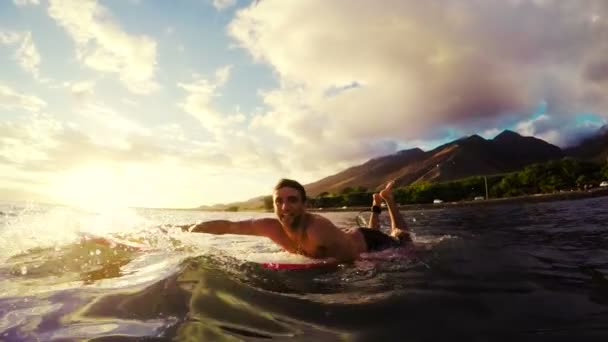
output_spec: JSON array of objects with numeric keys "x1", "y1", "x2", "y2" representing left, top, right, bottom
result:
[
  {"x1": 204, "y1": 127, "x2": 608, "y2": 209},
  {"x1": 564, "y1": 125, "x2": 608, "y2": 162},
  {"x1": 489, "y1": 130, "x2": 566, "y2": 169},
  {"x1": 305, "y1": 148, "x2": 426, "y2": 196},
  {"x1": 196, "y1": 195, "x2": 267, "y2": 211},
  {"x1": 304, "y1": 130, "x2": 563, "y2": 197}
]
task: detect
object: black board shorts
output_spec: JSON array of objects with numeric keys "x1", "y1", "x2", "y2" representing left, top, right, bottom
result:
[{"x1": 358, "y1": 228, "x2": 403, "y2": 252}]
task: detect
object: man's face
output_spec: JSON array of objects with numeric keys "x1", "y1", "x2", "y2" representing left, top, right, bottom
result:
[{"x1": 273, "y1": 186, "x2": 305, "y2": 229}]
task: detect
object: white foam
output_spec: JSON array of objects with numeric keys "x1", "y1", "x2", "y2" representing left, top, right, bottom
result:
[{"x1": 0, "y1": 205, "x2": 147, "y2": 261}]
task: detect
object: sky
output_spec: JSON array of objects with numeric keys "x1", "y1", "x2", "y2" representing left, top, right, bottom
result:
[{"x1": 1, "y1": 0, "x2": 607, "y2": 209}]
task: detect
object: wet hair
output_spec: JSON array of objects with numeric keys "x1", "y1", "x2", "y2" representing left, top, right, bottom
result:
[{"x1": 273, "y1": 178, "x2": 307, "y2": 202}]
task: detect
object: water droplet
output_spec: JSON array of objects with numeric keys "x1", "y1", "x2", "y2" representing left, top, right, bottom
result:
[{"x1": 95, "y1": 249, "x2": 101, "y2": 255}]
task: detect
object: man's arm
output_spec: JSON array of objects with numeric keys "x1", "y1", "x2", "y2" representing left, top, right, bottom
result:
[{"x1": 183, "y1": 218, "x2": 278, "y2": 237}]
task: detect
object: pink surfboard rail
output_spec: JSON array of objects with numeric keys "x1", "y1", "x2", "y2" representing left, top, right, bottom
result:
[{"x1": 262, "y1": 260, "x2": 338, "y2": 270}]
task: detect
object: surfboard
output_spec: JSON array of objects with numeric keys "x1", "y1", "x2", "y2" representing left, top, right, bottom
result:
[
  {"x1": 243, "y1": 251, "x2": 338, "y2": 271},
  {"x1": 78, "y1": 233, "x2": 337, "y2": 271},
  {"x1": 78, "y1": 233, "x2": 149, "y2": 252},
  {"x1": 261, "y1": 260, "x2": 338, "y2": 270}
]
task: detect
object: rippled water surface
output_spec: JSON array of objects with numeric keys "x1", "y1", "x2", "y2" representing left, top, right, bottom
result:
[{"x1": 1, "y1": 197, "x2": 607, "y2": 341}]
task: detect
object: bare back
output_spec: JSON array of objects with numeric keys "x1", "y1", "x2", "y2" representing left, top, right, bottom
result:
[
  {"x1": 253, "y1": 214, "x2": 366, "y2": 261},
  {"x1": 285, "y1": 214, "x2": 366, "y2": 261}
]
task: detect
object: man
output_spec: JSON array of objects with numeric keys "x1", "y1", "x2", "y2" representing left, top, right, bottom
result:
[{"x1": 182, "y1": 179, "x2": 412, "y2": 262}]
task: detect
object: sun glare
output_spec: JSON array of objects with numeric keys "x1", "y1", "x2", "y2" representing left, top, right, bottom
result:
[{"x1": 51, "y1": 165, "x2": 132, "y2": 210}]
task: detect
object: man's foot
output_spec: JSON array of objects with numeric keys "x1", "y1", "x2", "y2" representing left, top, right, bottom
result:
[{"x1": 379, "y1": 180, "x2": 395, "y2": 201}]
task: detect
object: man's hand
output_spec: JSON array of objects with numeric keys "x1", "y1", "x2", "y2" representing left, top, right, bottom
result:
[
  {"x1": 158, "y1": 224, "x2": 194, "y2": 234},
  {"x1": 179, "y1": 224, "x2": 195, "y2": 232}
]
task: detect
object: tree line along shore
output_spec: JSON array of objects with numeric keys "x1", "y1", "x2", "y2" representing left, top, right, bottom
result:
[
  {"x1": 309, "y1": 186, "x2": 608, "y2": 213},
  {"x1": 196, "y1": 158, "x2": 607, "y2": 212},
  {"x1": 251, "y1": 158, "x2": 608, "y2": 212}
]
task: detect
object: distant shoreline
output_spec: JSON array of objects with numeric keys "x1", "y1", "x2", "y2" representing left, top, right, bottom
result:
[
  {"x1": 144, "y1": 187, "x2": 608, "y2": 213},
  {"x1": 307, "y1": 187, "x2": 608, "y2": 213}
]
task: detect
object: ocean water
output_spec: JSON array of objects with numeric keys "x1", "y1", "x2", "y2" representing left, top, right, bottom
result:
[{"x1": 1, "y1": 197, "x2": 607, "y2": 341}]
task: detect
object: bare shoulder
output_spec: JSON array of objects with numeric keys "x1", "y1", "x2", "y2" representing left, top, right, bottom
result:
[
  {"x1": 309, "y1": 213, "x2": 335, "y2": 226},
  {"x1": 307, "y1": 214, "x2": 340, "y2": 235}
]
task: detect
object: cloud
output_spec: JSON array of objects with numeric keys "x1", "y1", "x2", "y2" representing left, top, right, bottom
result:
[
  {"x1": 0, "y1": 83, "x2": 46, "y2": 112},
  {"x1": 69, "y1": 102, "x2": 152, "y2": 151},
  {"x1": 0, "y1": 30, "x2": 41, "y2": 79},
  {"x1": 212, "y1": 0, "x2": 237, "y2": 11},
  {"x1": 0, "y1": 109, "x2": 174, "y2": 174},
  {"x1": 13, "y1": 0, "x2": 39, "y2": 6},
  {"x1": 48, "y1": 0, "x2": 159, "y2": 94},
  {"x1": 515, "y1": 114, "x2": 559, "y2": 144},
  {"x1": 228, "y1": 0, "x2": 608, "y2": 171},
  {"x1": 177, "y1": 66, "x2": 246, "y2": 133},
  {"x1": 0, "y1": 104, "x2": 243, "y2": 181},
  {"x1": 479, "y1": 127, "x2": 502, "y2": 140},
  {"x1": 0, "y1": 31, "x2": 20, "y2": 44},
  {"x1": 0, "y1": 110, "x2": 273, "y2": 207},
  {"x1": 67, "y1": 80, "x2": 95, "y2": 102},
  {"x1": 0, "y1": 113, "x2": 60, "y2": 167},
  {"x1": 515, "y1": 113, "x2": 607, "y2": 147},
  {"x1": 122, "y1": 98, "x2": 139, "y2": 107}
]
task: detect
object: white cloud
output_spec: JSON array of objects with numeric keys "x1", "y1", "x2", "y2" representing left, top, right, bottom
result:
[
  {"x1": 515, "y1": 113, "x2": 607, "y2": 147},
  {"x1": 48, "y1": 0, "x2": 159, "y2": 94},
  {"x1": 177, "y1": 66, "x2": 246, "y2": 132},
  {"x1": 0, "y1": 113, "x2": 61, "y2": 165},
  {"x1": 0, "y1": 31, "x2": 21, "y2": 44},
  {"x1": 516, "y1": 114, "x2": 551, "y2": 138},
  {"x1": 0, "y1": 91, "x2": 277, "y2": 207},
  {"x1": 68, "y1": 80, "x2": 95, "y2": 102},
  {"x1": 0, "y1": 110, "x2": 270, "y2": 207},
  {"x1": 212, "y1": 0, "x2": 237, "y2": 11},
  {"x1": 74, "y1": 103, "x2": 150, "y2": 149},
  {"x1": 15, "y1": 32, "x2": 41, "y2": 78},
  {"x1": 0, "y1": 30, "x2": 41, "y2": 79},
  {"x1": 214, "y1": 65, "x2": 231, "y2": 86},
  {"x1": 0, "y1": 83, "x2": 46, "y2": 113},
  {"x1": 226, "y1": 0, "x2": 608, "y2": 172},
  {"x1": 0, "y1": 108, "x2": 173, "y2": 172},
  {"x1": 175, "y1": 65, "x2": 292, "y2": 174},
  {"x1": 13, "y1": 0, "x2": 39, "y2": 6},
  {"x1": 122, "y1": 98, "x2": 139, "y2": 107},
  {"x1": 480, "y1": 128, "x2": 502, "y2": 140}
]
